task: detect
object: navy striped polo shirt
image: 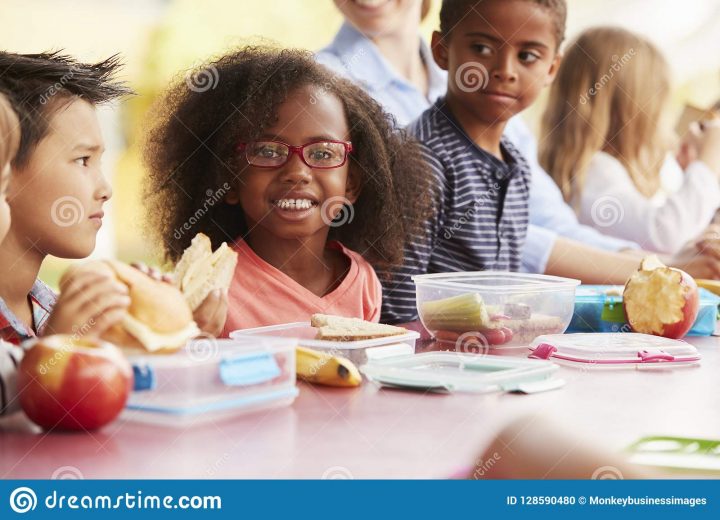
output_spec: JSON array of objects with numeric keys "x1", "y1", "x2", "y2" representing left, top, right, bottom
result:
[{"x1": 379, "y1": 97, "x2": 531, "y2": 324}]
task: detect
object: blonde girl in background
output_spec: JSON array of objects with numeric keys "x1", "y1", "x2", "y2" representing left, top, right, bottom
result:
[{"x1": 540, "y1": 26, "x2": 720, "y2": 255}]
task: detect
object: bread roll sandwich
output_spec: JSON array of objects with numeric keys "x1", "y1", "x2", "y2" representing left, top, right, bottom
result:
[
  {"x1": 310, "y1": 314, "x2": 407, "y2": 341},
  {"x1": 173, "y1": 233, "x2": 238, "y2": 310},
  {"x1": 60, "y1": 260, "x2": 200, "y2": 355}
]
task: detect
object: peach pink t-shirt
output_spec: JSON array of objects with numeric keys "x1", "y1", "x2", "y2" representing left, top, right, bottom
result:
[{"x1": 221, "y1": 239, "x2": 382, "y2": 336}]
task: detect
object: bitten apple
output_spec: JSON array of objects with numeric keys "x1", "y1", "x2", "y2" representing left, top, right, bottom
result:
[
  {"x1": 18, "y1": 335, "x2": 132, "y2": 431},
  {"x1": 623, "y1": 255, "x2": 699, "y2": 339}
]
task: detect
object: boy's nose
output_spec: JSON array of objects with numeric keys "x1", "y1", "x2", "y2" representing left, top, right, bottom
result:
[
  {"x1": 492, "y1": 53, "x2": 519, "y2": 83},
  {"x1": 96, "y1": 172, "x2": 113, "y2": 201}
]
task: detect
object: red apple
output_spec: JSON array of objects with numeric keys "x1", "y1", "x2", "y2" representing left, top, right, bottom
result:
[
  {"x1": 623, "y1": 255, "x2": 699, "y2": 339},
  {"x1": 18, "y1": 335, "x2": 132, "y2": 431}
]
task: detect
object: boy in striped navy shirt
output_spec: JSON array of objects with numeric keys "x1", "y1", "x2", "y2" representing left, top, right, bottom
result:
[{"x1": 381, "y1": 0, "x2": 565, "y2": 323}]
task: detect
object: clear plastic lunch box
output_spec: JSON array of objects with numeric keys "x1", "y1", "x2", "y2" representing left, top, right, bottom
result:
[
  {"x1": 360, "y1": 352, "x2": 564, "y2": 394},
  {"x1": 229, "y1": 322, "x2": 420, "y2": 365},
  {"x1": 122, "y1": 337, "x2": 298, "y2": 426},
  {"x1": 529, "y1": 333, "x2": 701, "y2": 369},
  {"x1": 567, "y1": 285, "x2": 720, "y2": 336},
  {"x1": 413, "y1": 272, "x2": 580, "y2": 348}
]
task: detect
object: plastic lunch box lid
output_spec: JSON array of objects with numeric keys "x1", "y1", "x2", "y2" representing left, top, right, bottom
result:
[
  {"x1": 411, "y1": 271, "x2": 580, "y2": 292},
  {"x1": 127, "y1": 337, "x2": 296, "y2": 368},
  {"x1": 575, "y1": 285, "x2": 720, "y2": 305},
  {"x1": 359, "y1": 352, "x2": 564, "y2": 394},
  {"x1": 126, "y1": 386, "x2": 299, "y2": 415},
  {"x1": 229, "y1": 322, "x2": 420, "y2": 350},
  {"x1": 528, "y1": 333, "x2": 701, "y2": 365}
]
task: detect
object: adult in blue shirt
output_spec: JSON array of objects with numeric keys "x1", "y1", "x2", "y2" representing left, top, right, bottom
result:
[{"x1": 316, "y1": 0, "x2": 720, "y2": 280}]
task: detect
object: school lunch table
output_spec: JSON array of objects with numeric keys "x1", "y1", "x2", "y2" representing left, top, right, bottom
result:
[{"x1": 2, "y1": 324, "x2": 719, "y2": 479}]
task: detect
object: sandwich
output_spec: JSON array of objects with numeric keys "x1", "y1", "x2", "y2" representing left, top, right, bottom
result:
[
  {"x1": 310, "y1": 314, "x2": 407, "y2": 341},
  {"x1": 173, "y1": 233, "x2": 238, "y2": 310},
  {"x1": 60, "y1": 260, "x2": 200, "y2": 355}
]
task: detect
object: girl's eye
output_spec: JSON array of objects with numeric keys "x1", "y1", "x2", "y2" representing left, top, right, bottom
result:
[
  {"x1": 74, "y1": 156, "x2": 90, "y2": 167},
  {"x1": 519, "y1": 51, "x2": 540, "y2": 64},
  {"x1": 309, "y1": 150, "x2": 334, "y2": 161},
  {"x1": 471, "y1": 44, "x2": 492, "y2": 55},
  {"x1": 253, "y1": 145, "x2": 284, "y2": 159},
  {"x1": 259, "y1": 148, "x2": 278, "y2": 158},
  {"x1": 306, "y1": 145, "x2": 342, "y2": 165}
]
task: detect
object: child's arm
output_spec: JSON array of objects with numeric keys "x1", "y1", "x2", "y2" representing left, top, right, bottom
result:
[
  {"x1": 43, "y1": 270, "x2": 131, "y2": 337},
  {"x1": 544, "y1": 237, "x2": 655, "y2": 284},
  {"x1": 544, "y1": 237, "x2": 720, "y2": 283},
  {"x1": 0, "y1": 340, "x2": 23, "y2": 416}
]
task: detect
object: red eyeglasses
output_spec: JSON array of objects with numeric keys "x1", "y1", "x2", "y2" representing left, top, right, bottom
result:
[{"x1": 238, "y1": 140, "x2": 353, "y2": 169}]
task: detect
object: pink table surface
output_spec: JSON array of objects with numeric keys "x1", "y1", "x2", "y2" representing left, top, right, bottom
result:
[{"x1": 1, "y1": 333, "x2": 719, "y2": 479}]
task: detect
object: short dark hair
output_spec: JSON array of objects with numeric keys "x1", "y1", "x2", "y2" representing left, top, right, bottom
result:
[
  {"x1": 439, "y1": 0, "x2": 567, "y2": 46},
  {"x1": 0, "y1": 51, "x2": 133, "y2": 167},
  {"x1": 143, "y1": 46, "x2": 436, "y2": 270}
]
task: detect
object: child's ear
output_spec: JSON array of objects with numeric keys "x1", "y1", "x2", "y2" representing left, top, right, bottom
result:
[
  {"x1": 544, "y1": 51, "x2": 563, "y2": 86},
  {"x1": 431, "y1": 31, "x2": 449, "y2": 71}
]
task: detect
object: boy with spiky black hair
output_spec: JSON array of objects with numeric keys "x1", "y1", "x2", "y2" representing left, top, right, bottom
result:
[{"x1": 0, "y1": 51, "x2": 134, "y2": 346}]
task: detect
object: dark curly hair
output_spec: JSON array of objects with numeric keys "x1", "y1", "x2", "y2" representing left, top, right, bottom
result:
[{"x1": 143, "y1": 46, "x2": 436, "y2": 270}]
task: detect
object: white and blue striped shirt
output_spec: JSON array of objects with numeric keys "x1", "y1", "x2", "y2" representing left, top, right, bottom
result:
[{"x1": 379, "y1": 98, "x2": 531, "y2": 323}]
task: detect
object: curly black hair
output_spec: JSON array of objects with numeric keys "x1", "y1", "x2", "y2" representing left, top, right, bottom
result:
[{"x1": 143, "y1": 46, "x2": 436, "y2": 270}]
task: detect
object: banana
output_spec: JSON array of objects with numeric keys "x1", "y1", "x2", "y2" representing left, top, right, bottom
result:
[
  {"x1": 696, "y1": 279, "x2": 720, "y2": 296},
  {"x1": 295, "y1": 346, "x2": 362, "y2": 387}
]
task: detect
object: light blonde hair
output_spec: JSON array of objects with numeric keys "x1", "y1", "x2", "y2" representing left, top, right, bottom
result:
[
  {"x1": 0, "y1": 93, "x2": 20, "y2": 169},
  {"x1": 539, "y1": 27, "x2": 671, "y2": 202}
]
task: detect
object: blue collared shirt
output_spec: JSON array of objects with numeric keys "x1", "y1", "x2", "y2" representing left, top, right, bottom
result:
[
  {"x1": 316, "y1": 23, "x2": 638, "y2": 273},
  {"x1": 316, "y1": 22, "x2": 447, "y2": 128}
]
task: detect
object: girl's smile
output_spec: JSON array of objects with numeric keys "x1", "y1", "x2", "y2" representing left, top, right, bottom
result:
[
  {"x1": 270, "y1": 190, "x2": 321, "y2": 222},
  {"x1": 231, "y1": 84, "x2": 357, "y2": 241}
]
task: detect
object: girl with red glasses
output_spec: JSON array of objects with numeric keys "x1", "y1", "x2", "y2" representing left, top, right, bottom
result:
[{"x1": 143, "y1": 46, "x2": 434, "y2": 333}]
